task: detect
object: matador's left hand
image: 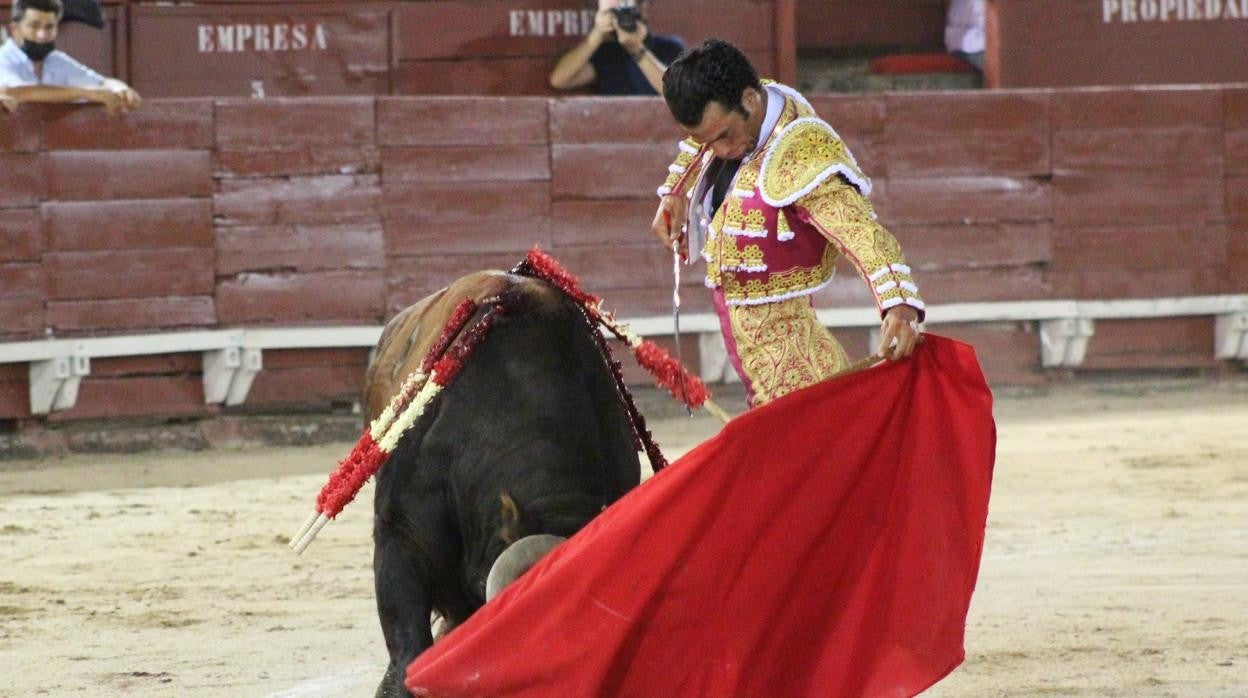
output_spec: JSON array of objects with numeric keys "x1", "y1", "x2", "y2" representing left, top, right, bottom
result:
[{"x1": 877, "y1": 305, "x2": 921, "y2": 361}]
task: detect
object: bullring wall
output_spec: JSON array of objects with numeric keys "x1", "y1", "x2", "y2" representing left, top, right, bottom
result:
[{"x1": 1, "y1": 86, "x2": 1246, "y2": 423}]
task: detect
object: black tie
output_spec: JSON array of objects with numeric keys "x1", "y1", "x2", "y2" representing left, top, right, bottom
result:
[{"x1": 710, "y1": 158, "x2": 742, "y2": 215}]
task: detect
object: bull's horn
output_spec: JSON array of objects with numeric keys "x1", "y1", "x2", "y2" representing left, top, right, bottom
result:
[{"x1": 485, "y1": 534, "x2": 566, "y2": 601}]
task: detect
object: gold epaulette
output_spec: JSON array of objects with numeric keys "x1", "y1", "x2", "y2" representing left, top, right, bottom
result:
[{"x1": 758, "y1": 117, "x2": 872, "y2": 208}]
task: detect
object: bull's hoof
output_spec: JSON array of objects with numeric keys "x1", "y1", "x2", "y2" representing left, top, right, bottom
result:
[{"x1": 374, "y1": 663, "x2": 404, "y2": 698}]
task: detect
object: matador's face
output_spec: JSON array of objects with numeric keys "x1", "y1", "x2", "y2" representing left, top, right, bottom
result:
[{"x1": 684, "y1": 87, "x2": 766, "y2": 161}]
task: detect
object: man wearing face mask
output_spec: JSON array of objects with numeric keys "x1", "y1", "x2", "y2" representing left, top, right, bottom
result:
[
  {"x1": 0, "y1": 0, "x2": 140, "y2": 113},
  {"x1": 650, "y1": 39, "x2": 924, "y2": 407},
  {"x1": 548, "y1": 0, "x2": 683, "y2": 96}
]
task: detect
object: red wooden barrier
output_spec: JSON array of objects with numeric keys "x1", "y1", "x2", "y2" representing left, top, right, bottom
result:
[
  {"x1": 212, "y1": 97, "x2": 385, "y2": 326},
  {"x1": 1228, "y1": 88, "x2": 1248, "y2": 286},
  {"x1": 0, "y1": 87, "x2": 1245, "y2": 423},
  {"x1": 1049, "y1": 89, "x2": 1226, "y2": 299},
  {"x1": 394, "y1": 0, "x2": 793, "y2": 94},
  {"x1": 0, "y1": 0, "x2": 796, "y2": 98},
  {"x1": 987, "y1": 0, "x2": 1248, "y2": 88},
  {"x1": 795, "y1": 0, "x2": 945, "y2": 53},
  {"x1": 127, "y1": 3, "x2": 395, "y2": 97}
]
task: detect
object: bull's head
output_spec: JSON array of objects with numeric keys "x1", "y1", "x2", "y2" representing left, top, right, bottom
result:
[
  {"x1": 485, "y1": 533, "x2": 566, "y2": 601},
  {"x1": 483, "y1": 492, "x2": 567, "y2": 601}
]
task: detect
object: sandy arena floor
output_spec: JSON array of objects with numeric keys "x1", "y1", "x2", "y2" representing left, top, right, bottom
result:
[{"x1": 1, "y1": 378, "x2": 1246, "y2": 697}]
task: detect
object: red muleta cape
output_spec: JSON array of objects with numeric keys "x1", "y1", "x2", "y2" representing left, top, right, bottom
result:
[{"x1": 406, "y1": 334, "x2": 996, "y2": 697}]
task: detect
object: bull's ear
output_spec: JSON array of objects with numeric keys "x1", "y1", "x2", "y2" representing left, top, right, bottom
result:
[{"x1": 498, "y1": 491, "x2": 522, "y2": 544}]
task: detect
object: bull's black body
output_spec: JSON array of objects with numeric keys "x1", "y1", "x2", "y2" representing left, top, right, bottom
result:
[{"x1": 371, "y1": 279, "x2": 641, "y2": 697}]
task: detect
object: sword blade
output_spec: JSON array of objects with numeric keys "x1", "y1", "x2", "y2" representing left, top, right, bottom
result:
[
  {"x1": 663, "y1": 210, "x2": 693, "y2": 417},
  {"x1": 672, "y1": 241, "x2": 692, "y2": 416}
]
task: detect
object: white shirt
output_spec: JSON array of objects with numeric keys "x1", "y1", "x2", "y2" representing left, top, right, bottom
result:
[
  {"x1": 748, "y1": 83, "x2": 785, "y2": 162},
  {"x1": 945, "y1": 0, "x2": 986, "y2": 54},
  {"x1": 0, "y1": 38, "x2": 105, "y2": 89}
]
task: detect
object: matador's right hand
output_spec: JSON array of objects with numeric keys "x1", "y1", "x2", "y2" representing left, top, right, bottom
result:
[{"x1": 650, "y1": 194, "x2": 689, "y2": 260}]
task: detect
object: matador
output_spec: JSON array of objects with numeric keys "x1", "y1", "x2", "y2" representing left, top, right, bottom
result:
[{"x1": 651, "y1": 39, "x2": 925, "y2": 407}]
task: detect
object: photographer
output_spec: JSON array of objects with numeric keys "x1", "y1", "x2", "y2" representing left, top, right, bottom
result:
[{"x1": 548, "y1": 0, "x2": 683, "y2": 96}]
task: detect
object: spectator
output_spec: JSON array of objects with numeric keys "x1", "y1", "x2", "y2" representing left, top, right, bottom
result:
[
  {"x1": 945, "y1": 0, "x2": 985, "y2": 73},
  {"x1": 1, "y1": 0, "x2": 140, "y2": 113},
  {"x1": 549, "y1": 0, "x2": 683, "y2": 96}
]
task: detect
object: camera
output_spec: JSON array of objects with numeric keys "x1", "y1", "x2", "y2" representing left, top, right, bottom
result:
[{"x1": 611, "y1": 6, "x2": 642, "y2": 32}]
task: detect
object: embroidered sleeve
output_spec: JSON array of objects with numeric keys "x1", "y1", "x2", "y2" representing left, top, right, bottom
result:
[
  {"x1": 657, "y1": 138, "x2": 707, "y2": 198},
  {"x1": 793, "y1": 178, "x2": 925, "y2": 320}
]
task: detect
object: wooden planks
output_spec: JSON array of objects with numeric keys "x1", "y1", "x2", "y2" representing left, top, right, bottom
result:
[{"x1": 1, "y1": 86, "x2": 1245, "y2": 424}]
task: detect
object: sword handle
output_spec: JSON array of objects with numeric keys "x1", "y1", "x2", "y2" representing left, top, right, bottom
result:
[{"x1": 663, "y1": 210, "x2": 686, "y2": 264}]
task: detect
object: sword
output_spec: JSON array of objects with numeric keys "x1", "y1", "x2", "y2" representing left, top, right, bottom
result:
[{"x1": 665, "y1": 211, "x2": 693, "y2": 417}]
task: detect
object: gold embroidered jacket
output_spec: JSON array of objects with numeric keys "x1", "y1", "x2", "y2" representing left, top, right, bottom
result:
[{"x1": 658, "y1": 83, "x2": 924, "y2": 317}]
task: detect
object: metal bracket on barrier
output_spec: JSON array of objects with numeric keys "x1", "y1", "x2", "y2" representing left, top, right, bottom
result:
[
  {"x1": 1215, "y1": 313, "x2": 1248, "y2": 360},
  {"x1": 29, "y1": 353, "x2": 90, "y2": 415},
  {"x1": 1039, "y1": 318, "x2": 1095, "y2": 368},
  {"x1": 202, "y1": 346, "x2": 263, "y2": 406}
]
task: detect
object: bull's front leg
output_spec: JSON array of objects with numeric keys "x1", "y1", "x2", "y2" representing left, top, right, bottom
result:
[{"x1": 373, "y1": 524, "x2": 435, "y2": 698}]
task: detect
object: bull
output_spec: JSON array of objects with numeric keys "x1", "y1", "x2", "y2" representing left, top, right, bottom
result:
[{"x1": 364, "y1": 270, "x2": 644, "y2": 698}]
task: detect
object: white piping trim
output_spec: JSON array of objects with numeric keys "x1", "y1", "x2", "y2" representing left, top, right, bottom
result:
[
  {"x1": 879, "y1": 297, "x2": 926, "y2": 312},
  {"x1": 758, "y1": 118, "x2": 873, "y2": 207},
  {"x1": 679, "y1": 141, "x2": 699, "y2": 155},
  {"x1": 875, "y1": 280, "x2": 898, "y2": 293},
  {"x1": 668, "y1": 163, "x2": 687, "y2": 175},
  {"x1": 899, "y1": 281, "x2": 919, "y2": 294},
  {"x1": 722, "y1": 276, "x2": 835, "y2": 306},
  {"x1": 868, "y1": 263, "x2": 912, "y2": 282},
  {"x1": 777, "y1": 229, "x2": 795, "y2": 242},
  {"x1": 656, "y1": 186, "x2": 673, "y2": 197},
  {"x1": 722, "y1": 226, "x2": 768, "y2": 239},
  {"x1": 722, "y1": 263, "x2": 768, "y2": 273},
  {"x1": 733, "y1": 188, "x2": 755, "y2": 199}
]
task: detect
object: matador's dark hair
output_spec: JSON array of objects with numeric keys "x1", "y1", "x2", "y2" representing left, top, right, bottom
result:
[{"x1": 662, "y1": 38, "x2": 762, "y2": 128}]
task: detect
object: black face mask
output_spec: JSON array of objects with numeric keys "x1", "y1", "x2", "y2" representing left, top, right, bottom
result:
[{"x1": 20, "y1": 39, "x2": 56, "y2": 62}]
